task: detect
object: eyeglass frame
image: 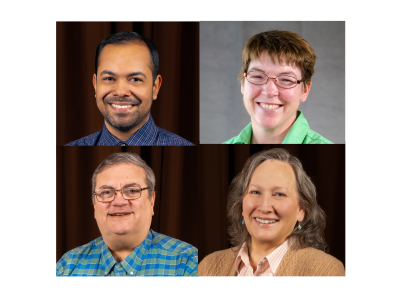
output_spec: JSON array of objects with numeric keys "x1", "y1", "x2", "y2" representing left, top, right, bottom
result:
[
  {"x1": 243, "y1": 71, "x2": 303, "y2": 89},
  {"x1": 93, "y1": 186, "x2": 150, "y2": 202}
]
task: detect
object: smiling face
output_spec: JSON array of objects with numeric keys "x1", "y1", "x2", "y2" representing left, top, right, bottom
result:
[
  {"x1": 242, "y1": 51, "x2": 311, "y2": 133},
  {"x1": 93, "y1": 43, "x2": 161, "y2": 136},
  {"x1": 242, "y1": 160, "x2": 304, "y2": 250},
  {"x1": 93, "y1": 163, "x2": 155, "y2": 240}
]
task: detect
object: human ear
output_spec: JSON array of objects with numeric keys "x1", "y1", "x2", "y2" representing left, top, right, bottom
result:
[
  {"x1": 152, "y1": 75, "x2": 162, "y2": 100},
  {"x1": 150, "y1": 191, "x2": 156, "y2": 216},
  {"x1": 93, "y1": 74, "x2": 97, "y2": 97},
  {"x1": 301, "y1": 81, "x2": 312, "y2": 103},
  {"x1": 297, "y1": 208, "x2": 305, "y2": 223}
]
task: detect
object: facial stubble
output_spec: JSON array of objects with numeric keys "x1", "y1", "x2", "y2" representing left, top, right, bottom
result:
[{"x1": 102, "y1": 96, "x2": 152, "y2": 132}]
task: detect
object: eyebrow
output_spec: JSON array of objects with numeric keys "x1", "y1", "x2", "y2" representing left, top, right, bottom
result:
[
  {"x1": 248, "y1": 67, "x2": 297, "y2": 78},
  {"x1": 99, "y1": 70, "x2": 147, "y2": 79},
  {"x1": 248, "y1": 183, "x2": 287, "y2": 190},
  {"x1": 97, "y1": 183, "x2": 141, "y2": 190},
  {"x1": 122, "y1": 183, "x2": 142, "y2": 188}
]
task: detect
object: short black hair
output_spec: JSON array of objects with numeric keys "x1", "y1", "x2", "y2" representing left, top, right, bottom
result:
[{"x1": 95, "y1": 31, "x2": 159, "y2": 83}]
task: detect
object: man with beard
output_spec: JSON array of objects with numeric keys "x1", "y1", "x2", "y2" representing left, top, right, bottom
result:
[{"x1": 66, "y1": 32, "x2": 194, "y2": 146}]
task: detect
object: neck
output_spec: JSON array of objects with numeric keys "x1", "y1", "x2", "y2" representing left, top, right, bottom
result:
[
  {"x1": 103, "y1": 230, "x2": 148, "y2": 263},
  {"x1": 248, "y1": 238, "x2": 285, "y2": 272},
  {"x1": 105, "y1": 114, "x2": 150, "y2": 142},
  {"x1": 251, "y1": 115, "x2": 296, "y2": 144}
]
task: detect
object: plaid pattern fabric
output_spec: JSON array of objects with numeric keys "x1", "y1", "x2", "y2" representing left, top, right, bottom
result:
[
  {"x1": 57, "y1": 229, "x2": 198, "y2": 276},
  {"x1": 235, "y1": 239, "x2": 292, "y2": 276},
  {"x1": 65, "y1": 115, "x2": 194, "y2": 146}
]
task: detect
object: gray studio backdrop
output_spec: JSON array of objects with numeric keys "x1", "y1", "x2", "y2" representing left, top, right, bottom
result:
[{"x1": 200, "y1": 21, "x2": 345, "y2": 144}]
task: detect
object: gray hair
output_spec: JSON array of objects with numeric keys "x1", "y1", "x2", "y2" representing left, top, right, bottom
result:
[
  {"x1": 91, "y1": 152, "x2": 155, "y2": 204},
  {"x1": 227, "y1": 148, "x2": 328, "y2": 252}
]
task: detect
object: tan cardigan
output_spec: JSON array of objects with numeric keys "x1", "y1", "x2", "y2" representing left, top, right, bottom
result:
[{"x1": 199, "y1": 247, "x2": 345, "y2": 276}]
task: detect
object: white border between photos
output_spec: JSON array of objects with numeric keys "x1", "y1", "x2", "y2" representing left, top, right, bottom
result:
[{"x1": 2, "y1": 0, "x2": 400, "y2": 299}]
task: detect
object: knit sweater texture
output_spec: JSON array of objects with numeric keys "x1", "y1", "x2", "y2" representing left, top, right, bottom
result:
[{"x1": 199, "y1": 246, "x2": 345, "y2": 276}]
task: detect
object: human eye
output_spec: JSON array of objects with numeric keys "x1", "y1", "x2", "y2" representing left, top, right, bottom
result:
[
  {"x1": 249, "y1": 190, "x2": 261, "y2": 195},
  {"x1": 249, "y1": 72, "x2": 264, "y2": 79},
  {"x1": 102, "y1": 77, "x2": 115, "y2": 82},
  {"x1": 129, "y1": 77, "x2": 143, "y2": 83},
  {"x1": 99, "y1": 189, "x2": 113, "y2": 197},
  {"x1": 123, "y1": 186, "x2": 141, "y2": 197},
  {"x1": 278, "y1": 76, "x2": 296, "y2": 83},
  {"x1": 273, "y1": 192, "x2": 286, "y2": 197}
]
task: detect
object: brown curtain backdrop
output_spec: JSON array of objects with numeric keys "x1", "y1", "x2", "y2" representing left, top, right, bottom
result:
[
  {"x1": 57, "y1": 144, "x2": 345, "y2": 267},
  {"x1": 56, "y1": 22, "x2": 199, "y2": 145}
]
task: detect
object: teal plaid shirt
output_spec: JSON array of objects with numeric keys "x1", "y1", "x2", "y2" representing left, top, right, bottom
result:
[{"x1": 57, "y1": 230, "x2": 198, "y2": 276}]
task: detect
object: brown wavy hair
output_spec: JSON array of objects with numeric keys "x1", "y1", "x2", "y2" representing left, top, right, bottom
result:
[
  {"x1": 239, "y1": 30, "x2": 317, "y2": 88},
  {"x1": 227, "y1": 148, "x2": 328, "y2": 252}
]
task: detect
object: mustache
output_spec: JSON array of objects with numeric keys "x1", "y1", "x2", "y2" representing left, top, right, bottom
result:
[{"x1": 104, "y1": 96, "x2": 142, "y2": 106}]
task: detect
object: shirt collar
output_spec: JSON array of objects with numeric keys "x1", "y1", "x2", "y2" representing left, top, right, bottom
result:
[
  {"x1": 100, "y1": 230, "x2": 154, "y2": 276},
  {"x1": 235, "y1": 238, "x2": 292, "y2": 275},
  {"x1": 233, "y1": 111, "x2": 309, "y2": 144},
  {"x1": 97, "y1": 114, "x2": 158, "y2": 146},
  {"x1": 282, "y1": 111, "x2": 310, "y2": 144},
  {"x1": 232, "y1": 122, "x2": 253, "y2": 144}
]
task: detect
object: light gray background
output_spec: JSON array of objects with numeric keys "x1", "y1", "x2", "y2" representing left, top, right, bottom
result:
[{"x1": 200, "y1": 21, "x2": 345, "y2": 144}]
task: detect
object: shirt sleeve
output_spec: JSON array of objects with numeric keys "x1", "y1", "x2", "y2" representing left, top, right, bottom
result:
[
  {"x1": 183, "y1": 248, "x2": 198, "y2": 276},
  {"x1": 56, "y1": 257, "x2": 67, "y2": 276}
]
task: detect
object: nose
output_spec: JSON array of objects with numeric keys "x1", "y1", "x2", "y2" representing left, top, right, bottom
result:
[
  {"x1": 113, "y1": 80, "x2": 129, "y2": 97},
  {"x1": 112, "y1": 189, "x2": 128, "y2": 206},
  {"x1": 259, "y1": 194, "x2": 274, "y2": 213},
  {"x1": 261, "y1": 78, "x2": 279, "y2": 96}
]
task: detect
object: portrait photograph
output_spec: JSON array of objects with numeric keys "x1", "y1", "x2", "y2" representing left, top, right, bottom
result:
[
  {"x1": 57, "y1": 144, "x2": 344, "y2": 276},
  {"x1": 57, "y1": 22, "x2": 199, "y2": 146},
  {"x1": 200, "y1": 21, "x2": 345, "y2": 144}
]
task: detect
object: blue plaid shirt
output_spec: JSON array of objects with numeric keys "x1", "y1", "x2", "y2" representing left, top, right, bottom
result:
[
  {"x1": 65, "y1": 115, "x2": 194, "y2": 146},
  {"x1": 57, "y1": 230, "x2": 198, "y2": 276}
]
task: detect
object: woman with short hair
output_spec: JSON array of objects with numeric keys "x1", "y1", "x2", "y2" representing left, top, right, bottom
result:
[
  {"x1": 199, "y1": 148, "x2": 344, "y2": 276},
  {"x1": 223, "y1": 30, "x2": 333, "y2": 144}
]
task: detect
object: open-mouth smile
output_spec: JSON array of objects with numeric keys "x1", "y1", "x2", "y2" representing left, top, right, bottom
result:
[
  {"x1": 255, "y1": 217, "x2": 279, "y2": 226},
  {"x1": 108, "y1": 103, "x2": 138, "y2": 113},
  {"x1": 111, "y1": 104, "x2": 134, "y2": 109},
  {"x1": 257, "y1": 103, "x2": 283, "y2": 111},
  {"x1": 109, "y1": 212, "x2": 132, "y2": 218}
]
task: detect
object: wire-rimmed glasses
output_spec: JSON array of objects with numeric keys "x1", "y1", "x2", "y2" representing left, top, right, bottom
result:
[
  {"x1": 93, "y1": 186, "x2": 150, "y2": 202},
  {"x1": 244, "y1": 71, "x2": 302, "y2": 89}
]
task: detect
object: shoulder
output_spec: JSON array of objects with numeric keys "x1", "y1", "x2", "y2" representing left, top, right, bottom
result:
[
  {"x1": 56, "y1": 238, "x2": 102, "y2": 276},
  {"x1": 156, "y1": 128, "x2": 195, "y2": 146},
  {"x1": 199, "y1": 248, "x2": 237, "y2": 276},
  {"x1": 223, "y1": 123, "x2": 252, "y2": 144},
  {"x1": 65, "y1": 131, "x2": 102, "y2": 146},
  {"x1": 223, "y1": 136, "x2": 242, "y2": 144},
  {"x1": 304, "y1": 129, "x2": 334, "y2": 144},
  {"x1": 151, "y1": 231, "x2": 198, "y2": 257},
  {"x1": 278, "y1": 247, "x2": 345, "y2": 276}
]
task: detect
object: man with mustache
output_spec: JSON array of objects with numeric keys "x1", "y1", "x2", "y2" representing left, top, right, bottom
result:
[
  {"x1": 65, "y1": 32, "x2": 194, "y2": 146},
  {"x1": 57, "y1": 152, "x2": 198, "y2": 276}
]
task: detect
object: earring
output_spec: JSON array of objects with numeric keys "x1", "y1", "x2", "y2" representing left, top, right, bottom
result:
[
  {"x1": 242, "y1": 219, "x2": 245, "y2": 225},
  {"x1": 298, "y1": 223, "x2": 302, "y2": 230}
]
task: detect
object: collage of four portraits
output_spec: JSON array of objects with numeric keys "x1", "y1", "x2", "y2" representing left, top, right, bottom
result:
[{"x1": 56, "y1": 21, "x2": 345, "y2": 276}]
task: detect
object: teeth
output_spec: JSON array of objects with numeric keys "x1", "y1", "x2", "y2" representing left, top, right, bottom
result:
[
  {"x1": 256, "y1": 218, "x2": 278, "y2": 224},
  {"x1": 111, "y1": 104, "x2": 133, "y2": 109},
  {"x1": 259, "y1": 103, "x2": 280, "y2": 110}
]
